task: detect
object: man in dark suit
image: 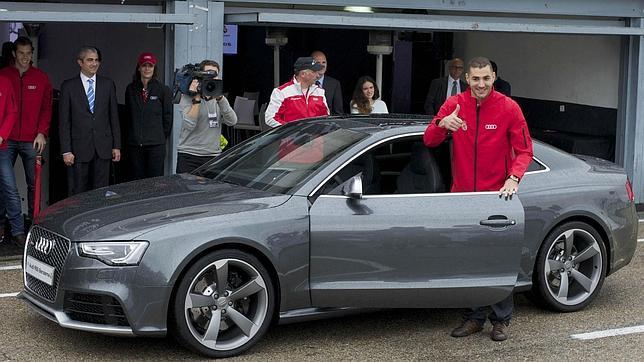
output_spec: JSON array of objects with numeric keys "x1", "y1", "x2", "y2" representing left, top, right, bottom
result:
[
  {"x1": 312, "y1": 50, "x2": 344, "y2": 114},
  {"x1": 424, "y1": 57, "x2": 467, "y2": 116},
  {"x1": 491, "y1": 60, "x2": 512, "y2": 97},
  {"x1": 59, "y1": 46, "x2": 121, "y2": 195}
]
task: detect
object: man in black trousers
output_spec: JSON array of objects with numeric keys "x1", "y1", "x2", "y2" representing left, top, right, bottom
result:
[
  {"x1": 312, "y1": 50, "x2": 344, "y2": 114},
  {"x1": 59, "y1": 46, "x2": 121, "y2": 195}
]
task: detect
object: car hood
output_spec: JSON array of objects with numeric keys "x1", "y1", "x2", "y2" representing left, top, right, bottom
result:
[{"x1": 36, "y1": 174, "x2": 290, "y2": 241}]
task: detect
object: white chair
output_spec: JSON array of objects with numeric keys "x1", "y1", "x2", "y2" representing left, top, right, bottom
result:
[
  {"x1": 233, "y1": 96, "x2": 260, "y2": 144},
  {"x1": 243, "y1": 91, "x2": 260, "y2": 116}
]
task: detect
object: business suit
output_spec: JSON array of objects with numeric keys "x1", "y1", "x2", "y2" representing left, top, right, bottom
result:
[
  {"x1": 320, "y1": 75, "x2": 344, "y2": 115},
  {"x1": 424, "y1": 77, "x2": 467, "y2": 116},
  {"x1": 59, "y1": 74, "x2": 121, "y2": 194}
]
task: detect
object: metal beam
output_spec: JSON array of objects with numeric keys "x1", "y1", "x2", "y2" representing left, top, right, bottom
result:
[
  {"x1": 0, "y1": 11, "x2": 196, "y2": 24},
  {"x1": 225, "y1": 11, "x2": 643, "y2": 36},
  {"x1": 226, "y1": 0, "x2": 644, "y2": 18},
  {"x1": 0, "y1": 2, "x2": 161, "y2": 12}
]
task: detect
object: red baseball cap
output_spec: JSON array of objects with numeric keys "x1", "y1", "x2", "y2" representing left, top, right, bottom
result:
[{"x1": 138, "y1": 52, "x2": 157, "y2": 66}]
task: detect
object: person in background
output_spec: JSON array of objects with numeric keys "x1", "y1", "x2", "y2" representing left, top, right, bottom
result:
[
  {"x1": 265, "y1": 56, "x2": 329, "y2": 128},
  {"x1": 59, "y1": 46, "x2": 121, "y2": 195},
  {"x1": 176, "y1": 60, "x2": 237, "y2": 174},
  {"x1": 424, "y1": 56, "x2": 533, "y2": 342},
  {"x1": 424, "y1": 57, "x2": 467, "y2": 116},
  {"x1": 490, "y1": 60, "x2": 512, "y2": 97},
  {"x1": 125, "y1": 52, "x2": 172, "y2": 180},
  {"x1": 350, "y1": 76, "x2": 388, "y2": 114},
  {"x1": 311, "y1": 50, "x2": 344, "y2": 114},
  {"x1": 0, "y1": 75, "x2": 20, "y2": 246},
  {"x1": 0, "y1": 36, "x2": 52, "y2": 240}
]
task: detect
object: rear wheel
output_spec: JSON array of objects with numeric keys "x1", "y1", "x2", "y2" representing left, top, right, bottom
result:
[
  {"x1": 533, "y1": 222, "x2": 607, "y2": 312},
  {"x1": 172, "y1": 249, "x2": 275, "y2": 358}
]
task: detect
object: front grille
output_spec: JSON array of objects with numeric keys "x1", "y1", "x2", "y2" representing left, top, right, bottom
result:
[
  {"x1": 25, "y1": 226, "x2": 71, "y2": 302},
  {"x1": 63, "y1": 292, "x2": 130, "y2": 327}
]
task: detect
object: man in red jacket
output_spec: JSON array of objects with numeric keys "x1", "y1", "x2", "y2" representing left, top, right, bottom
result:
[
  {"x1": 424, "y1": 56, "x2": 533, "y2": 341},
  {"x1": 0, "y1": 36, "x2": 52, "y2": 243},
  {"x1": 264, "y1": 56, "x2": 329, "y2": 128},
  {"x1": 0, "y1": 73, "x2": 20, "y2": 246}
]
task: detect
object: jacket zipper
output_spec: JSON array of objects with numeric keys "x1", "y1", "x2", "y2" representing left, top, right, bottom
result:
[
  {"x1": 473, "y1": 101, "x2": 481, "y2": 192},
  {"x1": 139, "y1": 84, "x2": 144, "y2": 146},
  {"x1": 18, "y1": 74, "x2": 24, "y2": 139}
]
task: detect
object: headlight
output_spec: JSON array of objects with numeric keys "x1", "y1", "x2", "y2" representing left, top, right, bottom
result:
[{"x1": 78, "y1": 241, "x2": 149, "y2": 266}]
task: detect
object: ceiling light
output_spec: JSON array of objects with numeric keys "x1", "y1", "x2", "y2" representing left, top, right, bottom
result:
[{"x1": 344, "y1": 6, "x2": 373, "y2": 13}]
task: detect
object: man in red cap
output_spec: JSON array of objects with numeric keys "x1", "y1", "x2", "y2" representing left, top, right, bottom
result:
[
  {"x1": 124, "y1": 52, "x2": 172, "y2": 179},
  {"x1": 0, "y1": 36, "x2": 51, "y2": 245}
]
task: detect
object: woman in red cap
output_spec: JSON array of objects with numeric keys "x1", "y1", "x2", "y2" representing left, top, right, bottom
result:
[{"x1": 124, "y1": 52, "x2": 173, "y2": 179}]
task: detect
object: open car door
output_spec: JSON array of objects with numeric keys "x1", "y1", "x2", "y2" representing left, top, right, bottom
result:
[{"x1": 309, "y1": 190, "x2": 525, "y2": 308}]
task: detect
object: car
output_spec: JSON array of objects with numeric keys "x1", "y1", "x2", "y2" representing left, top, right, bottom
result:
[{"x1": 20, "y1": 115, "x2": 637, "y2": 358}]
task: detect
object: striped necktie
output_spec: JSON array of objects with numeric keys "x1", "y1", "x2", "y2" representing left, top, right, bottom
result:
[{"x1": 87, "y1": 78, "x2": 95, "y2": 113}]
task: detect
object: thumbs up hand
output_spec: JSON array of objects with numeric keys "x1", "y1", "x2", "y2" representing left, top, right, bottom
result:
[{"x1": 438, "y1": 104, "x2": 467, "y2": 132}]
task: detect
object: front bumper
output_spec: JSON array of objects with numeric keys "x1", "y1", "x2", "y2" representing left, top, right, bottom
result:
[{"x1": 20, "y1": 226, "x2": 170, "y2": 337}]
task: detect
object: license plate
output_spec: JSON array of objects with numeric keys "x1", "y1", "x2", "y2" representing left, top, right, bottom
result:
[{"x1": 25, "y1": 256, "x2": 55, "y2": 286}]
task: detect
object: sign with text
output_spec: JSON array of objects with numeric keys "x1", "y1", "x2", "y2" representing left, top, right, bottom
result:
[{"x1": 224, "y1": 24, "x2": 238, "y2": 55}]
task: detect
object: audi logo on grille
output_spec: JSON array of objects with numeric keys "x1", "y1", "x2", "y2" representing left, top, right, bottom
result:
[{"x1": 34, "y1": 236, "x2": 56, "y2": 255}]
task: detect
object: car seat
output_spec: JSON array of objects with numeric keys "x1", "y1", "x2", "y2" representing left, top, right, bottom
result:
[{"x1": 396, "y1": 142, "x2": 445, "y2": 194}]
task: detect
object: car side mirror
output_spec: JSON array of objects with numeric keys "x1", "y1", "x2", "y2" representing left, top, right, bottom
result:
[{"x1": 342, "y1": 174, "x2": 363, "y2": 199}]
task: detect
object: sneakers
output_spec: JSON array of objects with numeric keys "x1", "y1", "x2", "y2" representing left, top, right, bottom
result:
[
  {"x1": 451, "y1": 319, "x2": 509, "y2": 341},
  {"x1": 451, "y1": 320, "x2": 483, "y2": 337},
  {"x1": 490, "y1": 321, "x2": 508, "y2": 341}
]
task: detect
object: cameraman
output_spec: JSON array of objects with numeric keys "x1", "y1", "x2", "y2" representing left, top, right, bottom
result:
[{"x1": 176, "y1": 60, "x2": 237, "y2": 173}]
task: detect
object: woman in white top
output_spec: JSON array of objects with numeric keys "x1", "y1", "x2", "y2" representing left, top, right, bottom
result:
[{"x1": 350, "y1": 76, "x2": 389, "y2": 114}]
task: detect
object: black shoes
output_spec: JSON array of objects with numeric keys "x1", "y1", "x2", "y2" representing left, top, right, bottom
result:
[
  {"x1": 451, "y1": 320, "x2": 483, "y2": 337},
  {"x1": 490, "y1": 321, "x2": 508, "y2": 341},
  {"x1": 451, "y1": 319, "x2": 509, "y2": 341},
  {"x1": 12, "y1": 234, "x2": 27, "y2": 249}
]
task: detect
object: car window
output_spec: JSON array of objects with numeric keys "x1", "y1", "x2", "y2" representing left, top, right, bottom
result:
[
  {"x1": 320, "y1": 136, "x2": 451, "y2": 196},
  {"x1": 526, "y1": 158, "x2": 547, "y2": 172},
  {"x1": 193, "y1": 122, "x2": 368, "y2": 194}
]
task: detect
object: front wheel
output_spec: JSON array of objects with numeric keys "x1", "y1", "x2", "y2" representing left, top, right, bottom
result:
[
  {"x1": 171, "y1": 249, "x2": 275, "y2": 358},
  {"x1": 532, "y1": 221, "x2": 607, "y2": 312}
]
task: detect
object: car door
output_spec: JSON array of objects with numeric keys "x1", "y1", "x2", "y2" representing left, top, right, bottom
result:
[{"x1": 309, "y1": 191, "x2": 525, "y2": 308}]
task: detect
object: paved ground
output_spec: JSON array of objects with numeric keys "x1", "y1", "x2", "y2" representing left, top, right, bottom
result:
[{"x1": 0, "y1": 241, "x2": 642, "y2": 360}]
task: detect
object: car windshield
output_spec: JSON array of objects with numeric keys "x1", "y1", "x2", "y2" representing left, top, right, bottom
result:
[{"x1": 193, "y1": 122, "x2": 369, "y2": 194}]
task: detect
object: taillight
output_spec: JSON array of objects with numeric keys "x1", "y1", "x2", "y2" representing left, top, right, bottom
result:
[{"x1": 626, "y1": 179, "x2": 635, "y2": 202}]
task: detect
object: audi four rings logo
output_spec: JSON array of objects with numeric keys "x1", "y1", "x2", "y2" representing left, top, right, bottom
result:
[
  {"x1": 34, "y1": 236, "x2": 56, "y2": 255},
  {"x1": 485, "y1": 124, "x2": 498, "y2": 130}
]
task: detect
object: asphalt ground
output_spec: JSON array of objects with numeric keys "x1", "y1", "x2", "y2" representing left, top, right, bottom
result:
[{"x1": 0, "y1": 242, "x2": 642, "y2": 360}]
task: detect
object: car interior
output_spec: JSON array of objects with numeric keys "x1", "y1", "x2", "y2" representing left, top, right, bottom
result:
[{"x1": 320, "y1": 136, "x2": 452, "y2": 196}]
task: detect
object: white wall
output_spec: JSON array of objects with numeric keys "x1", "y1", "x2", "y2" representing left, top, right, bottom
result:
[{"x1": 453, "y1": 32, "x2": 621, "y2": 109}]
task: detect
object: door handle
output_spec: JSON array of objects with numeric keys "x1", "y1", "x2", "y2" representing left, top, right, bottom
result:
[{"x1": 480, "y1": 217, "x2": 516, "y2": 227}]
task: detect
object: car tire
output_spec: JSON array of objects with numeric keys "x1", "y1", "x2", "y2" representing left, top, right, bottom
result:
[
  {"x1": 171, "y1": 249, "x2": 275, "y2": 358},
  {"x1": 532, "y1": 221, "x2": 607, "y2": 312}
]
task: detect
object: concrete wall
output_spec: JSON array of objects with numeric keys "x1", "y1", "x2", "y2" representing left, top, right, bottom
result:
[{"x1": 453, "y1": 32, "x2": 621, "y2": 109}]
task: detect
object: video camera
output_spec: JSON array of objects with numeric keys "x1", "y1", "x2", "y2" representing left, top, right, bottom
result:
[{"x1": 173, "y1": 63, "x2": 224, "y2": 103}]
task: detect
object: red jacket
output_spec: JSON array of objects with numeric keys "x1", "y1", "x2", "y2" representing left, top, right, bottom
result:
[
  {"x1": 0, "y1": 75, "x2": 17, "y2": 150},
  {"x1": 0, "y1": 65, "x2": 52, "y2": 142},
  {"x1": 424, "y1": 89, "x2": 533, "y2": 192},
  {"x1": 265, "y1": 77, "x2": 329, "y2": 127}
]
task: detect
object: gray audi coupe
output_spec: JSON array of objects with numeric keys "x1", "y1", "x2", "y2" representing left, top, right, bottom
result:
[{"x1": 20, "y1": 116, "x2": 637, "y2": 357}]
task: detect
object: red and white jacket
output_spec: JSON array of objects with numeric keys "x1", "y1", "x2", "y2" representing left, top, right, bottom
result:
[
  {"x1": 265, "y1": 77, "x2": 329, "y2": 127},
  {"x1": 0, "y1": 65, "x2": 52, "y2": 142},
  {"x1": 424, "y1": 89, "x2": 533, "y2": 192}
]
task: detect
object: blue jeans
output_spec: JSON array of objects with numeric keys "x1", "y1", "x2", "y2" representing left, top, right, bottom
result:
[
  {"x1": 464, "y1": 294, "x2": 513, "y2": 325},
  {"x1": 0, "y1": 146, "x2": 25, "y2": 236}
]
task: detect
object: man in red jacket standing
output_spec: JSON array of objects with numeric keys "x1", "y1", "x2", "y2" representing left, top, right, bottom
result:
[
  {"x1": 0, "y1": 73, "x2": 19, "y2": 246},
  {"x1": 0, "y1": 36, "x2": 52, "y2": 244},
  {"x1": 424, "y1": 56, "x2": 533, "y2": 341}
]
